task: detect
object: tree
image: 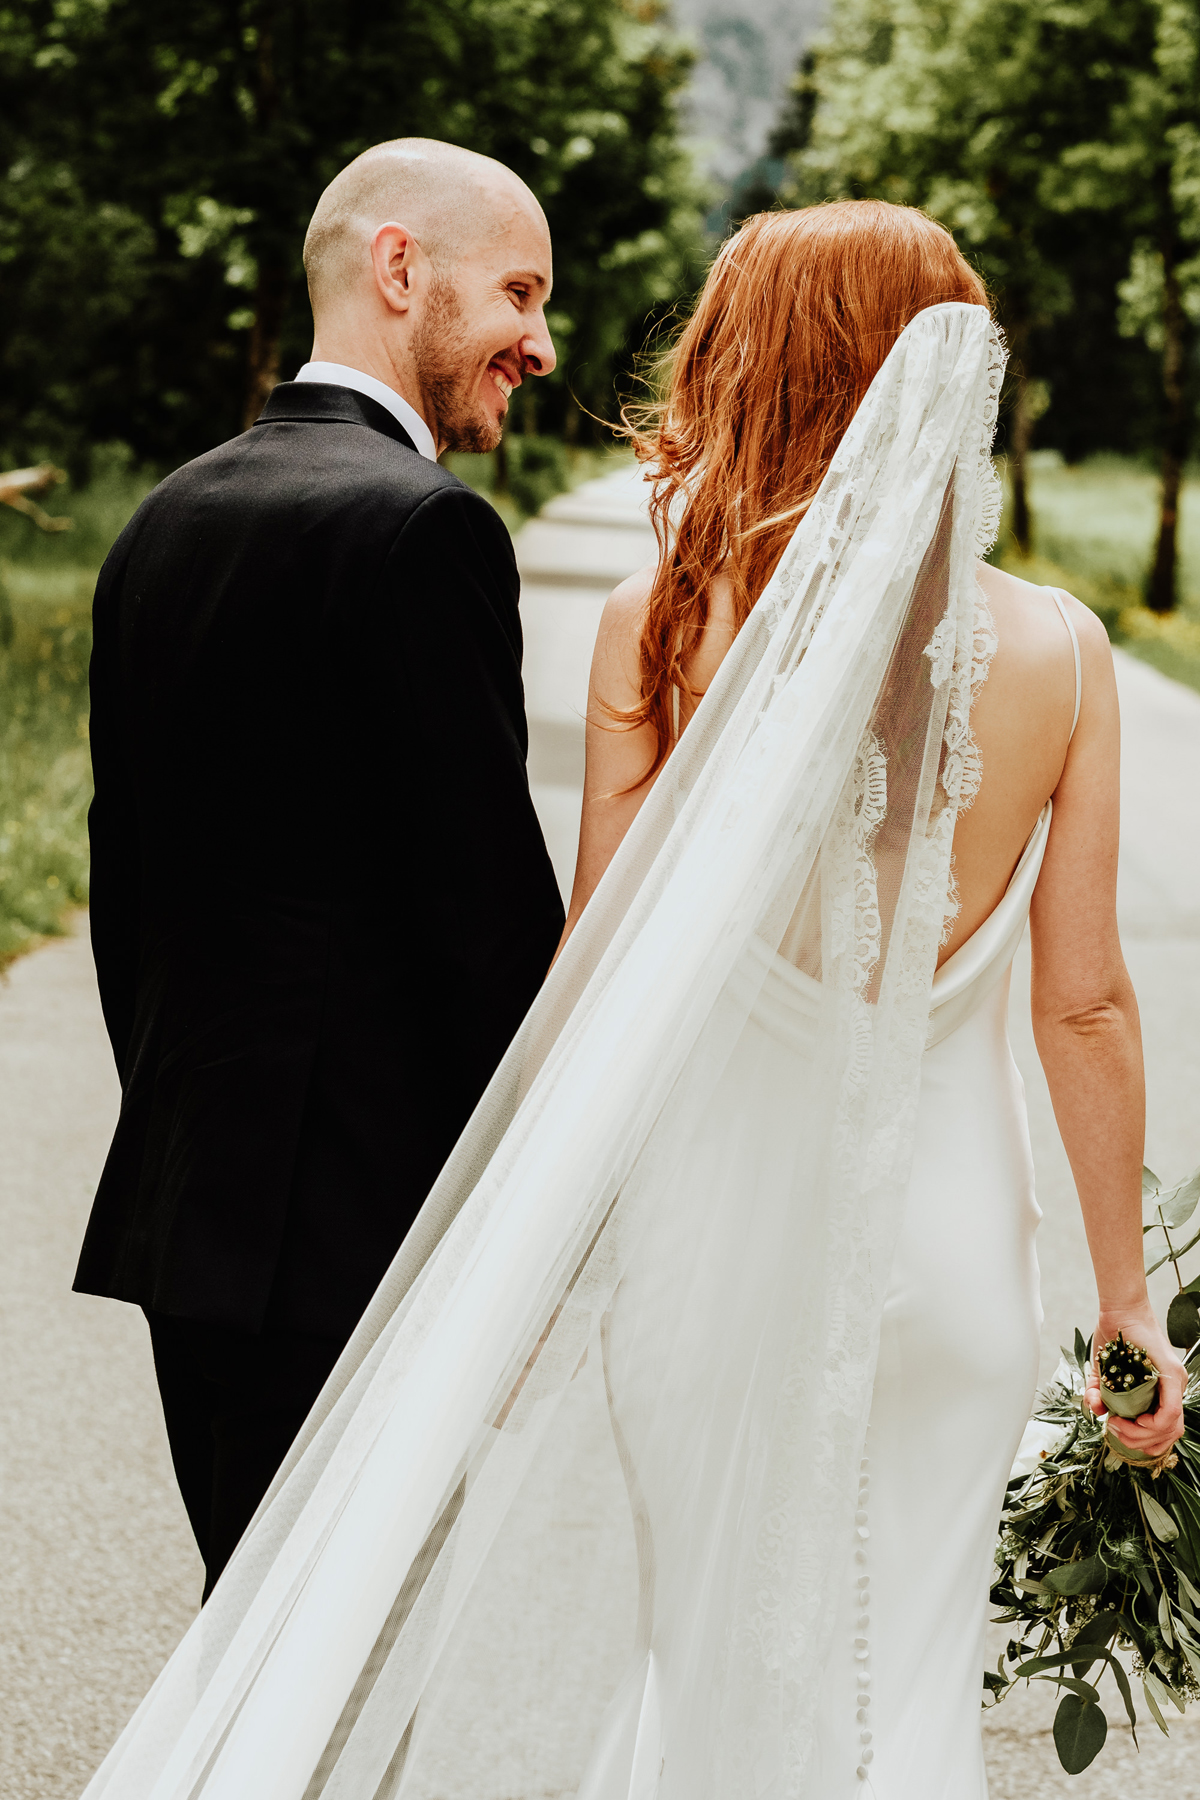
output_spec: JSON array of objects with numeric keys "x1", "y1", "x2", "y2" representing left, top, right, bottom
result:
[
  {"x1": 772, "y1": 0, "x2": 1157, "y2": 557},
  {"x1": 1039, "y1": 0, "x2": 1200, "y2": 610},
  {"x1": 0, "y1": 0, "x2": 706, "y2": 469}
]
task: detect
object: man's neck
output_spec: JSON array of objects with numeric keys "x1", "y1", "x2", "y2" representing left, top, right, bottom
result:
[
  {"x1": 308, "y1": 343, "x2": 434, "y2": 444},
  {"x1": 301, "y1": 349, "x2": 439, "y2": 460}
]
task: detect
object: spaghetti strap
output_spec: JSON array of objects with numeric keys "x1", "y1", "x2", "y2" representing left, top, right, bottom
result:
[
  {"x1": 1049, "y1": 588, "x2": 1082, "y2": 739},
  {"x1": 671, "y1": 682, "x2": 681, "y2": 743}
]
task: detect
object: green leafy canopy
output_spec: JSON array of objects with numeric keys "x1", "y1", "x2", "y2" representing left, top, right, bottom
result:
[{"x1": 0, "y1": 0, "x2": 709, "y2": 469}]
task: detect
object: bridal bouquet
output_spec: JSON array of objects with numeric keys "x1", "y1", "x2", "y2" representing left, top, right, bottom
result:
[{"x1": 988, "y1": 1161, "x2": 1200, "y2": 1774}]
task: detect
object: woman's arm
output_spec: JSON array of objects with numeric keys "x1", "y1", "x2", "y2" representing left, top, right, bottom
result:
[
  {"x1": 554, "y1": 567, "x2": 660, "y2": 959},
  {"x1": 1028, "y1": 602, "x2": 1185, "y2": 1455}
]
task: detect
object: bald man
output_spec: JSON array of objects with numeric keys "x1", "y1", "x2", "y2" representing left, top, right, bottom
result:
[{"x1": 75, "y1": 140, "x2": 566, "y2": 1597}]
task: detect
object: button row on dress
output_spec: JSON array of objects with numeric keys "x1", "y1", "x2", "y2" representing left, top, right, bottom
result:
[{"x1": 855, "y1": 1453, "x2": 874, "y2": 1782}]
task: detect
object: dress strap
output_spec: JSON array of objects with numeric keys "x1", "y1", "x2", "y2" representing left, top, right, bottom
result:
[
  {"x1": 1049, "y1": 589, "x2": 1082, "y2": 739},
  {"x1": 670, "y1": 682, "x2": 681, "y2": 743}
]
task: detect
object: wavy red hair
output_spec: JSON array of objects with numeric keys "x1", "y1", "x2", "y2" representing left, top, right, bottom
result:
[{"x1": 619, "y1": 200, "x2": 989, "y2": 779}]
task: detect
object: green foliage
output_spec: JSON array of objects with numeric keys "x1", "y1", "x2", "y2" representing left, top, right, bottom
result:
[
  {"x1": 0, "y1": 567, "x2": 93, "y2": 964},
  {"x1": 771, "y1": 0, "x2": 1200, "y2": 599},
  {"x1": 998, "y1": 455, "x2": 1200, "y2": 600},
  {"x1": 783, "y1": 0, "x2": 1142, "y2": 330},
  {"x1": 991, "y1": 453, "x2": 1200, "y2": 692},
  {"x1": 990, "y1": 1160, "x2": 1200, "y2": 1773},
  {"x1": 507, "y1": 436, "x2": 572, "y2": 516},
  {"x1": 0, "y1": 444, "x2": 157, "y2": 572},
  {"x1": 0, "y1": 0, "x2": 707, "y2": 468}
]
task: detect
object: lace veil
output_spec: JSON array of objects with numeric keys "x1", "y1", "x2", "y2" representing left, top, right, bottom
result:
[{"x1": 83, "y1": 302, "x2": 1005, "y2": 1800}]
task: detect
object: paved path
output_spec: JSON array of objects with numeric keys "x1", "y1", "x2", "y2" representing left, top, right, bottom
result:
[{"x1": 3, "y1": 462, "x2": 1199, "y2": 1797}]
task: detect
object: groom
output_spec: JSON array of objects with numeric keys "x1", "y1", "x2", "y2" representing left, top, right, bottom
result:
[{"x1": 74, "y1": 140, "x2": 566, "y2": 1597}]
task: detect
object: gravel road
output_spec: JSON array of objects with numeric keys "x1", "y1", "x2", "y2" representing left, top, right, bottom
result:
[{"x1": 2, "y1": 464, "x2": 1199, "y2": 1797}]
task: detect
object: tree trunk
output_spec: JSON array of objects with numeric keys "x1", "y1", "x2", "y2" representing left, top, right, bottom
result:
[
  {"x1": 1147, "y1": 232, "x2": 1188, "y2": 613},
  {"x1": 1007, "y1": 320, "x2": 1034, "y2": 558},
  {"x1": 242, "y1": 258, "x2": 290, "y2": 429}
]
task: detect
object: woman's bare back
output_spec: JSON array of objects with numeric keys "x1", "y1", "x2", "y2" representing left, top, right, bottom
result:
[{"x1": 564, "y1": 559, "x2": 1111, "y2": 970}]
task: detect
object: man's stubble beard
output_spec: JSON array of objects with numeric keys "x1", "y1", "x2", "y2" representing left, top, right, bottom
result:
[{"x1": 412, "y1": 275, "x2": 503, "y2": 456}]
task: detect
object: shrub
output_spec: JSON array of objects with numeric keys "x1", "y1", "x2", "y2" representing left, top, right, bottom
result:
[
  {"x1": 508, "y1": 436, "x2": 572, "y2": 517},
  {"x1": 0, "y1": 568, "x2": 93, "y2": 965}
]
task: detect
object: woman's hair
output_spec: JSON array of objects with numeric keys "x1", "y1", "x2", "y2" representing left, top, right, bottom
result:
[{"x1": 618, "y1": 199, "x2": 990, "y2": 781}]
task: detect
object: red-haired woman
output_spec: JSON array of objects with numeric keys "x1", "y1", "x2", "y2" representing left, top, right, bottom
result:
[{"x1": 558, "y1": 201, "x2": 1184, "y2": 1793}]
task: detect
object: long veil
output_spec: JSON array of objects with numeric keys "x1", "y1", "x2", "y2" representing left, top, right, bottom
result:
[{"x1": 84, "y1": 302, "x2": 1004, "y2": 1800}]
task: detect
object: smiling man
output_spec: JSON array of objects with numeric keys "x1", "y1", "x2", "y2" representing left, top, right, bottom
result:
[{"x1": 74, "y1": 140, "x2": 566, "y2": 1599}]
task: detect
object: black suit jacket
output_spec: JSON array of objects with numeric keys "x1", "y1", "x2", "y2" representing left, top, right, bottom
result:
[{"x1": 74, "y1": 382, "x2": 565, "y2": 1338}]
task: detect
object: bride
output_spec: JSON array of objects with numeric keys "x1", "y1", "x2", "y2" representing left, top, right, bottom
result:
[{"x1": 84, "y1": 201, "x2": 1184, "y2": 1800}]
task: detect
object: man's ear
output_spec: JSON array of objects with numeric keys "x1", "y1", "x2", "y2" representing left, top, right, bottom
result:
[{"x1": 371, "y1": 222, "x2": 423, "y2": 317}]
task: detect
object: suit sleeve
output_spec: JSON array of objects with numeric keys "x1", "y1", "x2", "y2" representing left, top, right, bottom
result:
[
  {"x1": 87, "y1": 545, "x2": 142, "y2": 1077},
  {"x1": 375, "y1": 483, "x2": 565, "y2": 1083}
]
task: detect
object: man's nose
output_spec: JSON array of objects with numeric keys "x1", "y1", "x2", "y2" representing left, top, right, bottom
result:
[{"x1": 521, "y1": 310, "x2": 557, "y2": 378}]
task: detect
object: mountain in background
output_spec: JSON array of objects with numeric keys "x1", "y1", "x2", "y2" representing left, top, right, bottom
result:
[{"x1": 670, "y1": 0, "x2": 828, "y2": 222}]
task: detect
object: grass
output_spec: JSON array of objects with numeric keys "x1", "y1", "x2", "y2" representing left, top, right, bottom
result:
[
  {"x1": 0, "y1": 448, "x2": 157, "y2": 965},
  {"x1": 0, "y1": 568, "x2": 96, "y2": 965},
  {"x1": 992, "y1": 452, "x2": 1200, "y2": 695}
]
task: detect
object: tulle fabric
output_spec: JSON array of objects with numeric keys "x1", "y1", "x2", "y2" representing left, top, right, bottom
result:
[{"x1": 82, "y1": 302, "x2": 1006, "y2": 1800}]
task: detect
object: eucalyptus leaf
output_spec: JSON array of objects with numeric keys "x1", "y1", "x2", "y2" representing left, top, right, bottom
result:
[
  {"x1": 1174, "y1": 1562, "x2": 1200, "y2": 1608},
  {"x1": 1158, "y1": 1587, "x2": 1176, "y2": 1647},
  {"x1": 1053, "y1": 1693, "x2": 1107, "y2": 1774},
  {"x1": 1151, "y1": 1665, "x2": 1187, "y2": 1714},
  {"x1": 1074, "y1": 1326, "x2": 1090, "y2": 1378},
  {"x1": 1069, "y1": 1611, "x2": 1119, "y2": 1674},
  {"x1": 1015, "y1": 1649, "x2": 1111, "y2": 1680},
  {"x1": 1168, "y1": 1291, "x2": 1200, "y2": 1349},
  {"x1": 1141, "y1": 1489, "x2": 1181, "y2": 1543},
  {"x1": 1043, "y1": 1554, "x2": 1110, "y2": 1596},
  {"x1": 1036, "y1": 1674, "x2": 1102, "y2": 1704},
  {"x1": 1157, "y1": 1169, "x2": 1200, "y2": 1229},
  {"x1": 1141, "y1": 1675, "x2": 1170, "y2": 1735},
  {"x1": 1145, "y1": 1224, "x2": 1200, "y2": 1278},
  {"x1": 1144, "y1": 1166, "x2": 1163, "y2": 1202},
  {"x1": 1102, "y1": 1650, "x2": 1139, "y2": 1737}
]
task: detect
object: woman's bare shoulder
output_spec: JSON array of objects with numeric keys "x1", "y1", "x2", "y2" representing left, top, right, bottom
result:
[
  {"x1": 602, "y1": 561, "x2": 656, "y2": 629},
  {"x1": 589, "y1": 561, "x2": 656, "y2": 711},
  {"x1": 974, "y1": 562, "x2": 1110, "y2": 686}
]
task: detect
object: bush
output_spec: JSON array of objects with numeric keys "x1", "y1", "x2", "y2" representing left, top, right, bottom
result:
[
  {"x1": 0, "y1": 443, "x2": 155, "y2": 572},
  {"x1": 991, "y1": 453, "x2": 1200, "y2": 695},
  {"x1": 507, "y1": 436, "x2": 573, "y2": 517},
  {"x1": 0, "y1": 567, "x2": 94, "y2": 965}
]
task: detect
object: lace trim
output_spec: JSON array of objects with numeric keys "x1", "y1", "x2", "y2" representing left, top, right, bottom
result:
[{"x1": 929, "y1": 582, "x2": 998, "y2": 940}]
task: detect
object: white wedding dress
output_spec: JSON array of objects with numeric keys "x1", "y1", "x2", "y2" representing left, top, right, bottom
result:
[
  {"x1": 82, "y1": 305, "x2": 1052, "y2": 1800},
  {"x1": 592, "y1": 599, "x2": 1078, "y2": 1800}
]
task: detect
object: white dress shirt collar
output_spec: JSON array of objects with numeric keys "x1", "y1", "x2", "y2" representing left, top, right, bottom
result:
[{"x1": 293, "y1": 361, "x2": 437, "y2": 462}]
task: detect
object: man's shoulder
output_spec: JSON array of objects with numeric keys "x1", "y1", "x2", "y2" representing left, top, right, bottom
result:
[{"x1": 118, "y1": 422, "x2": 508, "y2": 550}]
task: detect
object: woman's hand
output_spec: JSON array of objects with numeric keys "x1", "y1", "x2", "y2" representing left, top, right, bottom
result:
[{"x1": 1086, "y1": 1302, "x2": 1187, "y2": 1458}]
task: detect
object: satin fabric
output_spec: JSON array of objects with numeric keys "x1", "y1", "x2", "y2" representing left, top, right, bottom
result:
[{"x1": 594, "y1": 805, "x2": 1051, "y2": 1798}]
